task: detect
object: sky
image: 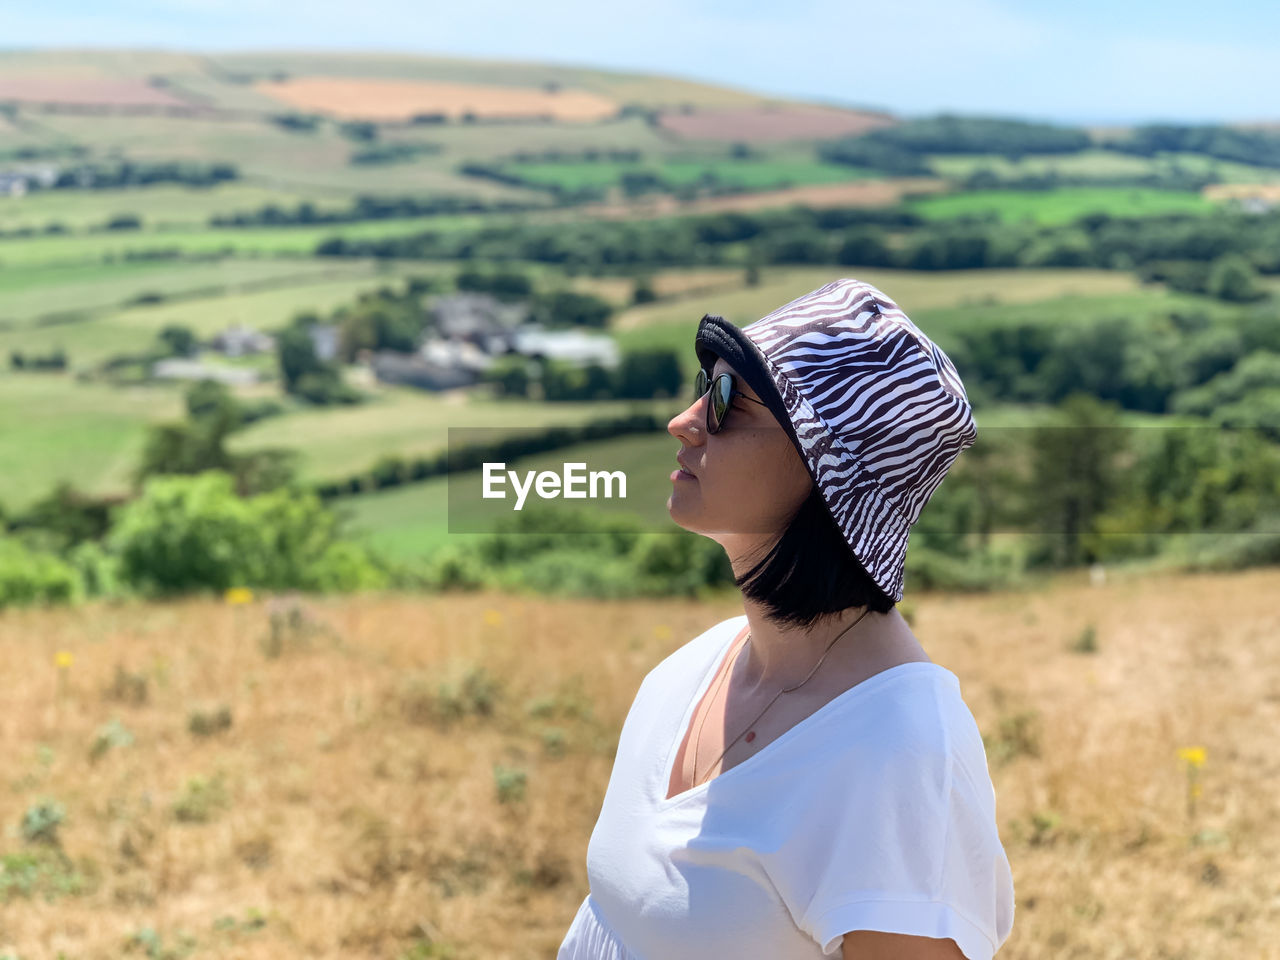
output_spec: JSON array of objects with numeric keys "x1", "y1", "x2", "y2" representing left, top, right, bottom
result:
[{"x1": 1, "y1": 0, "x2": 1277, "y2": 126}]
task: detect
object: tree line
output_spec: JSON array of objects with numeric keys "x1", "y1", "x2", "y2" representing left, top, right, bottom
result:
[
  {"x1": 21, "y1": 160, "x2": 239, "y2": 191},
  {"x1": 6, "y1": 386, "x2": 1278, "y2": 607},
  {"x1": 310, "y1": 204, "x2": 1280, "y2": 296}
]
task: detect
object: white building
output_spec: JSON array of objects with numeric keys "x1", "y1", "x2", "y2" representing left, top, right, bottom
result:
[
  {"x1": 511, "y1": 325, "x2": 620, "y2": 368},
  {"x1": 152, "y1": 358, "x2": 259, "y2": 385},
  {"x1": 211, "y1": 323, "x2": 275, "y2": 357},
  {"x1": 419, "y1": 337, "x2": 496, "y2": 373}
]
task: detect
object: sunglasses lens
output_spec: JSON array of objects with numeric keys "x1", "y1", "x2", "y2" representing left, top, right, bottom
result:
[
  {"x1": 710, "y1": 374, "x2": 731, "y2": 432},
  {"x1": 694, "y1": 368, "x2": 708, "y2": 402}
]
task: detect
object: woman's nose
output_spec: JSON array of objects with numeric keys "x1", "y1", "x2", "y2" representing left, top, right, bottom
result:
[{"x1": 668, "y1": 393, "x2": 705, "y2": 440}]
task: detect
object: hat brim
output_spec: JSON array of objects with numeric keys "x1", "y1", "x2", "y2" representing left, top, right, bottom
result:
[{"x1": 694, "y1": 313, "x2": 803, "y2": 455}]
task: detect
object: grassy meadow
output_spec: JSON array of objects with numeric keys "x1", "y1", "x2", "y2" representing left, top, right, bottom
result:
[
  {"x1": 924, "y1": 148, "x2": 1280, "y2": 185},
  {"x1": 499, "y1": 156, "x2": 881, "y2": 191},
  {"x1": 609, "y1": 264, "x2": 1227, "y2": 372},
  {"x1": 1, "y1": 569, "x2": 1276, "y2": 958},
  {"x1": 904, "y1": 187, "x2": 1216, "y2": 225},
  {"x1": 339, "y1": 429, "x2": 686, "y2": 558}
]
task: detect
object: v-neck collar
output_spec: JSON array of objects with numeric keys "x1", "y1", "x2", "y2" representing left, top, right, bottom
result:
[{"x1": 656, "y1": 618, "x2": 956, "y2": 809}]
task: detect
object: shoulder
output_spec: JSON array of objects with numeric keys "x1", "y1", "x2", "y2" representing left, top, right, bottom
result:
[
  {"x1": 770, "y1": 668, "x2": 1013, "y2": 959},
  {"x1": 800, "y1": 667, "x2": 986, "y2": 820},
  {"x1": 824, "y1": 665, "x2": 963, "y2": 760}
]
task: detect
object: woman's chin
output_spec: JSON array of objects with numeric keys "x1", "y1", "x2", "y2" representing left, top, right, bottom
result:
[{"x1": 666, "y1": 493, "x2": 700, "y2": 528}]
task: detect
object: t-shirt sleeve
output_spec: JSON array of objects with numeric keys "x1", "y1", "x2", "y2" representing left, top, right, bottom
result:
[{"x1": 761, "y1": 704, "x2": 1013, "y2": 960}]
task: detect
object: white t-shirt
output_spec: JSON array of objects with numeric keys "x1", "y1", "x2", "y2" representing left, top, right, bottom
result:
[{"x1": 557, "y1": 614, "x2": 1015, "y2": 960}]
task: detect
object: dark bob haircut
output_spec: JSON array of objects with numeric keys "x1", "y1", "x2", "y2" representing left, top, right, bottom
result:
[
  {"x1": 735, "y1": 482, "x2": 896, "y2": 632},
  {"x1": 693, "y1": 325, "x2": 896, "y2": 631}
]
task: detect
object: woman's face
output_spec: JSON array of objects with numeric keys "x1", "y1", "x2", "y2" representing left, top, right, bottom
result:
[{"x1": 667, "y1": 356, "x2": 813, "y2": 554}]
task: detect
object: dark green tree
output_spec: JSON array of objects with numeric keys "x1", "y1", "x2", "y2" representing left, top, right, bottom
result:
[
  {"x1": 158, "y1": 324, "x2": 198, "y2": 358},
  {"x1": 1024, "y1": 394, "x2": 1129, "y2": 568},
  {"x1": 1207, "y1": 253, "x2": 1266, "y2": 302}
]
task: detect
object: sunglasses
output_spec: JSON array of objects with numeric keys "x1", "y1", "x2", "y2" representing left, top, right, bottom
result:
[{"x1": 694, "y1": 368, "x2": 768, "y2": 434}]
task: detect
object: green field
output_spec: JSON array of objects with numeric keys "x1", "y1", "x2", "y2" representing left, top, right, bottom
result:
[
  {"x1": 0, "y1": 213, "x2": 497, "y2": 268},
  {"x1": 0, "y1": 183, "x2": 343, "y2": 232},
  {"x1": 609, "y1": 266, "x2": 1202, "y2": 373},
  {"x1": 504, "y1": 157, "x2": 879, "y2": 191},
  {"x1": 339, "y1": 430, "x2": 686, "y2": 558},
  {"x1": 0, "y1": 257, "x2": 371, "y2": 324},
  {"x1": 926, "y1": 149, "x2": 1280, "y2": 186},
  {"x1": 904, "y1": 186, "x2": 1216, "y2": 225},
  {"x1": 0, "y1": 373, "x2": 185, "y2": 511},
  {"x1": 0, "y1": 258, "x2": 444, "y2": 368},
  {"x1": 226, "y1": 389, "x2": 681, "y2": 486}
]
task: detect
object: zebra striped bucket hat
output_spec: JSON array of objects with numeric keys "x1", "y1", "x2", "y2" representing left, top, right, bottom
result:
[{"x1": 694, "y1": 278, "x2": 977, "y2": 603}]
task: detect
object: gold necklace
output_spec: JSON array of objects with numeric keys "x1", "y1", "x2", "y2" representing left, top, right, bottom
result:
[{"x1": 692, "y1": 607, "x2": 872, "y2": 789}]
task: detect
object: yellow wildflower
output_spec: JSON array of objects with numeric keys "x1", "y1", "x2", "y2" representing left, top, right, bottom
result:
[
  {"x1": 483, "y1": 609, "x2": 503, "y2": 627},
  {"x1": 1178, "y1": 746, "x2": 1207, "y2": 769},
  {"x1": 54, "y1": 651, "x2": 74, "y2": 670},
  {"x1": 225, "y1": 587, "x2": 254, "y2": 605},
  {"x1": 653, "y1": 625, "x2": 673, "y2": 640}
]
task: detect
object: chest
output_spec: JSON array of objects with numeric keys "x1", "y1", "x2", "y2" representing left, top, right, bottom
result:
[
  {"x1": 666, "y1": 632, "x2": 932, "y2": 802},
  {"x1": 665, "y1": 663, "x2": 849, "y2": 802}
]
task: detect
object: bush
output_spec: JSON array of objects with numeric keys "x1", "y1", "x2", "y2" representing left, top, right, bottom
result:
[
  {"x1": 338, "y1": 121, "x2": 378, "y2": 142},
  {"x1": 629, "y1": 532, "x2": 736, "y2": 596},
  {"x1": 1182, "y1": 512, "x2": 1280, "y2": 571},
  {"x1": 66, "y1": 541, "x2": 127, "y2": 599},
  {"x1": 0, "y1": 848, "x2": 94, "y2": 903},
  {"x1": 632, "y1": 275, "x2": 656, "y2": 304},
  {"x1": 104, "y1": 213, "x2": 142, "y2": 231},
  {"x1": 529, "y1": 289, "x2": 612, "y2": 329},
  {"x1": 493, "y1": 765, "x2": 527, "y2": 804},
  {"x1": 295, "y1": 370, "x2": 363, "y2": 406},
  {"x1": 453, "y1": 266, "x2": 533, "y2": 301},
  {"x1": 188, "y1": 705, "x2": 233, "y2": 737},
  {"x1": 88, "y1": 719, "x2": 135, "y2": 763},
  {"x1": 902, "y1": 545, "x2": 1018, "y2": 593},
  {"x1": 0, "y1": 538, "x2": 83, "y2": 608},
  {"x1": 488, "y1": 547, "x2": 645, "y2": 598},
  {"x1": 157, "y1": 324, "x2": 197, "y2": 357},
  {"x1": 104, "y1": 664, "x2": 149, "y2": 706},
  {"x1": 172, "y1": 774, "x2": 230, "y2": 824},
  {"x1": 483, "y1": 355, "x2": 533, "y2": 397},
  {"x1": 419, "y1": 546, "x2": 488, "y2": 591},
  {"x1": 615, "y1": 348, "x2": 682, "y2": 399},
  {"x1": 1207, "y1": 253, "x2": 1268, "y2": 302},
  {"x1": 20, "y1": 800, "x2": 65, "y2": 846},
  {"x1": 399, "y1": 663, "x2": 500, "y2": 728},
  {"x1": 108, "y1": 471, "x2": 389, "y2": 595}
]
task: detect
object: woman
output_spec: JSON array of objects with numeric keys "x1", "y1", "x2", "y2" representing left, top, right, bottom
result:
[{"x1": 557, "y1": 279, "x2": 1015, "y2": 959}]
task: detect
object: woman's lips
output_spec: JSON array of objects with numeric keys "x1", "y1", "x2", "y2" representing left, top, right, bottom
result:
[{"x1": 671, "y1": 467, "x2": 697, "y2": 481}]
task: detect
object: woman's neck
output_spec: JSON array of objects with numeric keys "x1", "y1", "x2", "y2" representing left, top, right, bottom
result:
[{"x1": 735, "y1": 602, "x2": 920, "y2": 695}]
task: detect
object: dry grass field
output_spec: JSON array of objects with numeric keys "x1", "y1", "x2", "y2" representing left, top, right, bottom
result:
[
  {"x1": 0, "y1": 73, "x2": 189, "y2": 109},
  {"x1": 656, "y1": 104, "x2": 897, "y2": 142},
  {"x1": 253, "y1": 77, "x2": 619, "y2": 123},
  {"x1": 1, "y1": 565, "x2": 1277, "y2": 959},
  {"x1": 1202, "y1": 183, "x2": 1280, "y2": 205}
]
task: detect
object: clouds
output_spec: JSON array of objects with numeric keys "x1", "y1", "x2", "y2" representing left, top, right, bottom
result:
[{"x1": 1, "y1": 0, "x2": 1276, "y2": 124}]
